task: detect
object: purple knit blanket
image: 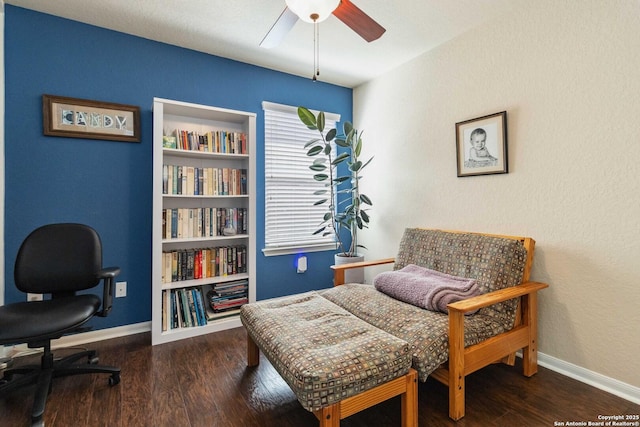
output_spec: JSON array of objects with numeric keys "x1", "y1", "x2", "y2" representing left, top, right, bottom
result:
[{"x1": 373, "y1": 264, "x2": 481, "y2": 315}]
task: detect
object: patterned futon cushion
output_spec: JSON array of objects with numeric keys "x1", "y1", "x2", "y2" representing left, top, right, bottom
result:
[
  {"x1": 321, "y1": 284, "x2": 508, "y2": 382},
  {"x1": 240, "y1": 292, "x2": 412, "y2": 412},
  {"x1": 394, "y1": 229, "x2": 527, "y2": 327}
]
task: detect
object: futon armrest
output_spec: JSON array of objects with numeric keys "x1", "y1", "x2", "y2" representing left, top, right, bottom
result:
[
  {"x1": 97, "y1": 266, "x2": 121, "y2": 317},
  {"x1": 447, "y1": 281, "x2": 549, "y2": 315},
  {"x1": 331, "y1": 257, "x2": 395, "y2": 286}
]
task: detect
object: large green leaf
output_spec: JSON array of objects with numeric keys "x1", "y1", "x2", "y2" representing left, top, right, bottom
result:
[
  {"x1": 314, "y1": 189, "x2": 328, "y2": 195},
  {"x1": 298, "y1": 107, "x2": 317, "y2": 129},
  {"x1": 317, "y1": 111, "x2": 325, "y2": 133},
  {"x1": 314, "y1": 173, "x2": 329, "y2": 181},
  {"x1": 304, "y1": 138, "x2": 322, "y2": 148},
  {"x1": 326, "y1": 128, "x2": 336, "y2": 142},
  {"x1": 360, "y1": 156, "x2": 374, "y2": 170},
  {"x1": 312, "y1": 226, "x2": 326, "y2": 235},
  {"x1": 355, "y1": 136, "x2": 362, "y2": 157},
  {"x1": 310, "y1": 163, "x2": 326, "y2": 171},
  {"x1": 350, "y1": 160, "x2": 362, "y2": 172},
  {"x1": 307, "y1": 145, "x2": 323, "y2": 156},
  {"x1": 360, "y1": 210, "x2": 370, "y2": 222},
  {"x1": 332, "y1": 152, "x2": 349, "y2": 165},
  {"x1": 360, "y1": 194, "x2": 372, "y2": 205},
  {"x1": 335, "y1": 137, "x2": 349, "y2": 148},
  {"x1": 313, "y1": 199, "x2": 328, "y2": 206},
  {"x1": 343, "y1": 121, "x2": 353, "y2": 136}
]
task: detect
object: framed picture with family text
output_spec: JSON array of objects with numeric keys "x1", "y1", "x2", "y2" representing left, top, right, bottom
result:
[
  {"x1": 43, "y1": 95, "x2": 141, "y2": 142},
  {"x1": 455, "y1": 111, "x2": 507, "y2": 177}
]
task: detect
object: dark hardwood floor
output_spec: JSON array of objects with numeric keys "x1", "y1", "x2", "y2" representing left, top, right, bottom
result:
[{"x1": 1, "y1": 328, "x2": 638, "y2": 426}]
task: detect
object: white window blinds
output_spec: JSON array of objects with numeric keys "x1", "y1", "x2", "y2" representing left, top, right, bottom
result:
[{"x1": 263, "y1": 101, "x2": 341, "y2": 256}]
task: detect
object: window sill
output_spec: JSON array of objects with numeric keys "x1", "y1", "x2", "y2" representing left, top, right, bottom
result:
[{"x1": 262, "y1": 243, "x2": 337, "y2": 257}]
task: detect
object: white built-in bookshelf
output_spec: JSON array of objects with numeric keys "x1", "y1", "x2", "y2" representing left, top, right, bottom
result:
[{"x1": 152, "y1": 98, "x2": 256, "y2": 345}]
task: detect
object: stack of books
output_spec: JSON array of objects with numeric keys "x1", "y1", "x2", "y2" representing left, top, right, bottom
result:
[{"x1": 206, "y1": 279, "x2": 249, "y2": 316}]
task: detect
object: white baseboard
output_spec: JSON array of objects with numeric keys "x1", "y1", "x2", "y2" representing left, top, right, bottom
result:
[
  {"x1": 52, "y1": 322, "x2": 151, "y2": 349},
  {"x1": 3, "y1": 322, "x2": 151, "y2": 358},
  {"x1": 538, "y1": 351, "x2": 640, "y2": 405}
]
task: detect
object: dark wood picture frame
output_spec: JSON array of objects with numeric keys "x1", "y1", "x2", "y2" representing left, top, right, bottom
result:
[
  {"x1": 43, "y1": 94, "x2": 141, "y2": 142},
  {"x1": 455, "y1": 111, "x2": 508, "y2": 177}
]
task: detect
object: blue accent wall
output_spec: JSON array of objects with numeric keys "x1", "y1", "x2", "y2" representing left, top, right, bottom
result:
[{"x1": 4, "y1": 6, "x2": 352, "y2": 330}]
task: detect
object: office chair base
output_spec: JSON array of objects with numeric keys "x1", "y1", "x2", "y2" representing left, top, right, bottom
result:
[{"x1": 0, "y1": 348, "x2": 120, "y2": 426}]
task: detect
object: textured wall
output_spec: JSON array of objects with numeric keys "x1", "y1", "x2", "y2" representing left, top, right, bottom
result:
[{"x1": 354, "y1": 0, "x2": 640, "y2": 388}]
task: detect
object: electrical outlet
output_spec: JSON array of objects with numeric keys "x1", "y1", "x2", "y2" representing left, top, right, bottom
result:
[
  {"x1": 115, "y1": 281, "x2": 127, "y2": 298},
  {"x1": 27, "y1": 293, "x2": 43, "y2": 302}
]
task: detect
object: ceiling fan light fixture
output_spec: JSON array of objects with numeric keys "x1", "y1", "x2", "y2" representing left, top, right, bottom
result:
[{"x1": 285, "y1": 0, "x2": 340, "y2": 23}]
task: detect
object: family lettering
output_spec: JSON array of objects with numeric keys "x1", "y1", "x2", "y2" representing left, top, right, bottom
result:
[{"x1": 62, "y1": 109, "x2": 128, "y2": 130}]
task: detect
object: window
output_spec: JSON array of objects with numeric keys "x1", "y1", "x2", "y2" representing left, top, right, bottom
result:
[{"x1": 262, "y1": 101, "x2": 340, "y2": 256}]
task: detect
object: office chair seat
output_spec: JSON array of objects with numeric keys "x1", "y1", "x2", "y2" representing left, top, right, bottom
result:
[{"x1": 0, "y1": 295, "x2": 100, "y2": 344}]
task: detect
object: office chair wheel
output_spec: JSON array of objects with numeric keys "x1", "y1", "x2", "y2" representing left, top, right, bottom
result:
[{"x1": 108, "y1": 373, "x2": 120, "y2": 386}]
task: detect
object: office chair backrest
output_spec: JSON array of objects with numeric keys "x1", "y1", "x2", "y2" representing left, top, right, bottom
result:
[{"x1": 15, "y1": 223, "x2": 103, "y2": 295}]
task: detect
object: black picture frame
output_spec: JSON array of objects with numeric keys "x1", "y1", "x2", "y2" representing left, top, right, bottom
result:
[{"x1": 455, "y1": 111, "x2": 508, "y2": 177}]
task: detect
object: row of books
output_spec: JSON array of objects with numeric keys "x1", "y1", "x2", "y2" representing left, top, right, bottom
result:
[
  {"x1": 161, "y1": 281, "x2": 249, "y2": 331},
  {"x1": 161, "y1": 245, "x2": 247, "y2": 283},
  {"x1": 162, "y1": 287, "x2": 208, "y2": 330},
  {"x1": 163, "y1": 129, "x2": 247, "y2": 155},
  {"x1": 162, "y1": 165, "x2": 247, "y2": 196},
  {"x1": 162, "y1": 207, "x2": 247, "y2": 240}
]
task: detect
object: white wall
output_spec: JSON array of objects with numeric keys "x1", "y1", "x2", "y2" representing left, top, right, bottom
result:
[{"x1": 354, "y1": 0, "x2": 640, "y2": 389}]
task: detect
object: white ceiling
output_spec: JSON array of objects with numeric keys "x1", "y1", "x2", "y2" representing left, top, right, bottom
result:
[{"x1": 6, "y1": 0, "x2": 525, "y2": 88}]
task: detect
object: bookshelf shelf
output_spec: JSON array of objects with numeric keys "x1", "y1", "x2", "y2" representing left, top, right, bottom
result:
[
  {"x1": 163, "y1": 148, "x2": 249, "y2": 160},
  {"x1": 161, "y1": 234, "x2": 249, "y2": 244},
  {"x1": 163, "y1": 194, "x2": 250, "y2": 199},
  {"x1": 161, "y1": 273, "x2": 250, "y2": 291},
  {"x1": 152, "y1": 98, "x2": 256, "y2": 345}
]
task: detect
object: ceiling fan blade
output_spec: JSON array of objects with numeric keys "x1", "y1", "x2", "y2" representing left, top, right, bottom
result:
[
  {"x1": 260, "y1": 7, "x2": 299, "y2": 48},
  {"x1": 332, "y1": 0, "x2": 385, "y2": 42}
]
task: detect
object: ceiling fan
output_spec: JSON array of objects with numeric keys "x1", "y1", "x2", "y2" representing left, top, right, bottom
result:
[{"x1": 260, "y1": 0, "x2": 386, "y2": 49}]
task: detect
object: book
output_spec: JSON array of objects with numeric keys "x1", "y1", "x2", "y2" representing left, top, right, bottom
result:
[{"x1": 163, "y1": 135, "x2": 177, "y2": 149}]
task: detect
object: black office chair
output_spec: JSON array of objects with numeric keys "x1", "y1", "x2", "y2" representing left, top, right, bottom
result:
[{"x1": 0, "y1": 223, "x2": 121, "y2": 426}]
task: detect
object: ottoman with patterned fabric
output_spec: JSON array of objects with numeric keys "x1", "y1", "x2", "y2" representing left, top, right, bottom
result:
[{"x1": 240, "y1": 291, "x2": 417, "y2": 426}]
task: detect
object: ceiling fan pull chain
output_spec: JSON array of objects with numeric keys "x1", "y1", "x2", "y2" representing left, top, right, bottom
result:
[{"x1": 312, "y1": 14, "x2": 320, "y2": 81}]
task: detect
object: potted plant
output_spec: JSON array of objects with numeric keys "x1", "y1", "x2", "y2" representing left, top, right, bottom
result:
[{"x1": 297, "y1": 107, "x2": 373, "y2": 281}]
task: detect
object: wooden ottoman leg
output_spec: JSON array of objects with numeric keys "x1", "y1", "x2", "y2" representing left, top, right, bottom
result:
[
  {"x1": 316, "y1": 404, "x2": 340, "y2": 427},
  {"x1": 247, "y1": 333, "x2": 260, "y2": 367},
  {"x1": 313, "y1": 369, "x2": 418, "y2": 427}
]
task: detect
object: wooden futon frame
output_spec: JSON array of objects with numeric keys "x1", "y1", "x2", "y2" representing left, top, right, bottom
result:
[{"x1": 331, "y1": 230, "x2": 548, "y2": 420}]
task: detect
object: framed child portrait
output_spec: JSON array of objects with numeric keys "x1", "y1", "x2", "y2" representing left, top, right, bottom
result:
[{"x1": 455, "y1": 111, "x2": 508, "y2": 177}]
